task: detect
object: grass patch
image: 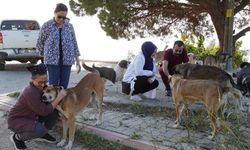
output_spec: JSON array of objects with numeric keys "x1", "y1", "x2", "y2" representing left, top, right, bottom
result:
[
  {"x1": 106, "y1": 102, "x2": 176, "y2": 118},
  {"x1": 220, "y1": 115, "x2": 250, "y2": 150},
  {"x1": 7, "y1": 92, "x2": 20, "y2": 97},
  {"x1": 177, "y1": 137, "x2": 195, "y2": 145},
  {"x1": 130, "y1": 132, "x2": 141, "y2": 140},
  {"x1": 56, "y1": 127, "x2": 136, "y2": 150},
  {"x1": 181, "y1": 108, "x2": 210, "y2": 132},
  {"x1": 102, "y1": 101, "x2": 250, "y2": 149}
]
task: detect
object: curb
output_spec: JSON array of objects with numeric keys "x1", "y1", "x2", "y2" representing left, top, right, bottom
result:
[{"x1": 75, "y1": 123, "x2": 169, "y2": 150}]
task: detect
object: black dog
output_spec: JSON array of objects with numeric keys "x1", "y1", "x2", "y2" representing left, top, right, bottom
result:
[
  {"x1": 83, "y1": 60, "x2": 129, "y2": 84},
  {"x1": 236, "y1": 62, "x2": 250, "y2": 96}
]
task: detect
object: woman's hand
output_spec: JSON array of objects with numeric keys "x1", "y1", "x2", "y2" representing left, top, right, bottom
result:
[
  {"x1": 76, "y1": 57, "x2": 81, "y2": 74},
  {"x1": 57, "y1": 89, "x2": 67, "y2": 100},
  {"x1": 51, "y1": 89, "x2": 67, "y2": 108},
  {"x1": 76, "y1": 63, "x2": 81, "y2": 74}
]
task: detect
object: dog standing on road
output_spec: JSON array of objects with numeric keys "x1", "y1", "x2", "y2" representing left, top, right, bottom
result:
[
  {"x1": 42, "y1": 73, "x2": 104, "y2": 150},
  {"x1": 169, "y1": 74, "x2": 242, "y2": 139}
]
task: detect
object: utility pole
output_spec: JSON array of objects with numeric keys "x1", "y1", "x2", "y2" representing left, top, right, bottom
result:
[{"x1": 223, "y1": 0, "x2": 234, "y2": 71}]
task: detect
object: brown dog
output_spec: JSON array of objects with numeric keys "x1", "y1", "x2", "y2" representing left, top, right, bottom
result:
[
  {"x1": 169, "y1": 74, "x2": 242, "y2": 139},
  {"x1": 172, "y1": 63, "x2": 240, "y2": 91},
  {"x1": 41, "y1": 73, "x2": 104, "y2": 150},
  {"x1": 204, "y1": 53, "x2": 230, "y2": 69}
]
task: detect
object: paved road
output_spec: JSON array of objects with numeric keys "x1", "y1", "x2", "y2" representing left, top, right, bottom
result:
[{"x1": 0, "y1": 62, "x2": 91, "y2": 94}]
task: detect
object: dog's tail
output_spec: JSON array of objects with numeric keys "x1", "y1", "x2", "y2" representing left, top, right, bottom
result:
[
  {"x1": 222, "y1": 87, "x2": 242, "y2": 107},
  {"x1": 81, "y1": 61, "x2": 99, "y2": 74},
  {"x1": 223, "y1": 87, "x2": 242, "y2": 99}
]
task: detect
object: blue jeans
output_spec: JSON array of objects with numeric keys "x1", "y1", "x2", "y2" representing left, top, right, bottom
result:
[{"x1": 47, "y1": 65, "x2": 72, "y2": 89}]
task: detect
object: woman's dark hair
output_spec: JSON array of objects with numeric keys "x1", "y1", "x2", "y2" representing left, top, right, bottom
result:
[
  {"x1": 27, "y1": 63, "x2": 47, "y2": 77},
  {"x1": 54, "y1": 3, "x2": 68, "y2": 13}
]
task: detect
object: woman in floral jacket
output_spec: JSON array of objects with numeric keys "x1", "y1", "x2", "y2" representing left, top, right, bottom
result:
[{"x1": 37, "y1": 3, "x2": 81, "y2": 89}]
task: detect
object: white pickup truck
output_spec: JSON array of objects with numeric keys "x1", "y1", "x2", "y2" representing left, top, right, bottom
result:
[{"x1": 0, "y1": 20, "x2": 43, "y2": 70}]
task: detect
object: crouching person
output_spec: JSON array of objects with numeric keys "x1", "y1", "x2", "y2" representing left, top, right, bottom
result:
[
  {"x1": 8, "y1": 63, "x2": 67, "y2": 150},
  {"x1": 122, "y1": 41, "x2": 159, "y2": 101}
]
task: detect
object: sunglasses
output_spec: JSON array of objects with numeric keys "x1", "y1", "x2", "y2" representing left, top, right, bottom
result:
[
  {"x1": 57, "y1": 16, "x2": 67, "y2": 20},
  {"x1": 37, "y1": 80, "x2": 48, "y2": 85}
]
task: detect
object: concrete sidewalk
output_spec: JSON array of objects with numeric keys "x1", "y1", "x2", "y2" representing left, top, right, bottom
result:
[{"x1": 1, "y1": 83, "x2": 250, "y2": 150}]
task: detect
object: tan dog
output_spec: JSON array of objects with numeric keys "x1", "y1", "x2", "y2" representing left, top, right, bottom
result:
[
  {"x1": 155, "y1": 50, "x2": 165, "y2": 64},
  {"x1": 169, "y1": 74, "x2": 242, "y2": 139},
  {"x1": 42, "y1": 73, "x2": 104, "y2": 150},
  {"x1": 204, "y1": 54, "x2": 230, "y2": 69}
]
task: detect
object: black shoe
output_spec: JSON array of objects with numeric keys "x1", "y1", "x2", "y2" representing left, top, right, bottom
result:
[
  {"x1": 36, "y1": 133, "x2": 56, "y2": 143},
  {"x1": 10, "y1": 133, "x2": 27, "y2": 150},
  {"x1": 166, "y1": 90, "x2": 172, "y2": 96}
]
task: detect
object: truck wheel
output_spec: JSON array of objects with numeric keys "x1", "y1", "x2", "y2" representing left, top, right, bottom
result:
[
  {"x1": 0, "y1": 52, "x2": 7, "y2": 59},
  {"x1": 30, "y1": 60, "x2": 38, "y2": 64},
  {"x1": 0, "y1": 63, "x2": 5, "y2": 70},
  {"x1": 0, "y1": 52, "x2": 7, "y2": 70}
]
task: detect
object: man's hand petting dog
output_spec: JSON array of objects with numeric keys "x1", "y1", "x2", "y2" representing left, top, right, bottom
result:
[{"x1": 51, "y1": 89, "x2": 67, "y2": 108}]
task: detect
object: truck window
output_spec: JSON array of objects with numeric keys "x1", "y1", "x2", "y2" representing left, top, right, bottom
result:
[{"x1": 0, "y1": 20, "x2": 40, "y2": 30}]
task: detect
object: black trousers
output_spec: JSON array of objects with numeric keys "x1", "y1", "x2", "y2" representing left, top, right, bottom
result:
[{"x1": 132, "y1": 76, "x2": 159, "y2": 95}]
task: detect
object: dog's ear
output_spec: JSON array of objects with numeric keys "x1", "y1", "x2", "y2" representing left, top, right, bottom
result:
[
  {"x1": 168, "y1": 75, "x2": 172, "y2": 82},
  {"x1": 52, "y1": 85, "x2": 64, "y2": 90},
  {"x1": 172, "y1": 66, "x2": 178, "y2": 74},
  {"x1": 119, "y1": 60, "x2": 129, "y2": 68}
]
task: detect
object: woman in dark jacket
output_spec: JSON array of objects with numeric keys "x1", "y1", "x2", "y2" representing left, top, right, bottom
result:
[{"x1": 8, "y1": 63, "x2": 66, "y2": 150}]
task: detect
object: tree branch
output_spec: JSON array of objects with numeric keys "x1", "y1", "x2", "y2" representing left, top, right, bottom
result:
[
  {"x1": 233, "y1": 26, "x2": 250, "y2": 42},
  {"x1": 234, "y1": 0, "x2": 250, "y2": 15}
]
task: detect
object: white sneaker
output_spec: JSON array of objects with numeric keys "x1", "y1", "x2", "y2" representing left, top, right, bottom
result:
[
  {"x1": 130, "y1": 95, "x2": 142, "y2": 101},
  {"x1": 142, "y1": 89, "x2": 156, "y2": 99}
]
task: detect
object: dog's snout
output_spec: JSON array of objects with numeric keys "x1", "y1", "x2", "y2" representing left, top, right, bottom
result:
[{"x1": 42, "y1": 95, "x2": 47, "y2": 101}]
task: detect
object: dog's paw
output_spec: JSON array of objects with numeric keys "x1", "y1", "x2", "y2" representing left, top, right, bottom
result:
[
  {"x1": 172, "y1": 124, "x2": 179, "y2": 128},
  {"x1": 88, "y1": 114, "x2": 97, "y2": 120},
  {"x1": 94, "y1": 120, "x2": 102, "y2": 126},
  {"x1": 248, "y1": 105, "x2": 250, "y2": 114},
  {"x1": 208, "y1": 135, "x2": 215, "y2": 140},
  {"x1": 57, "y1": 139, "x2": 66, "y2": 147},
  {"x1": 64, "y1": 141, "x2": 73, "y2": 150}
]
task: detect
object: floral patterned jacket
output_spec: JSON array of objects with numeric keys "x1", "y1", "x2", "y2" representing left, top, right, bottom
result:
[{"x1": 36, "y1": 19, "x2": 80, "y2": 65}]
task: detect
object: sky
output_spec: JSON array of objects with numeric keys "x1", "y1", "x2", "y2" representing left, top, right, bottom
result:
[{"x1": 0, "y1": 0, "x2": 249, "y2": 61}]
